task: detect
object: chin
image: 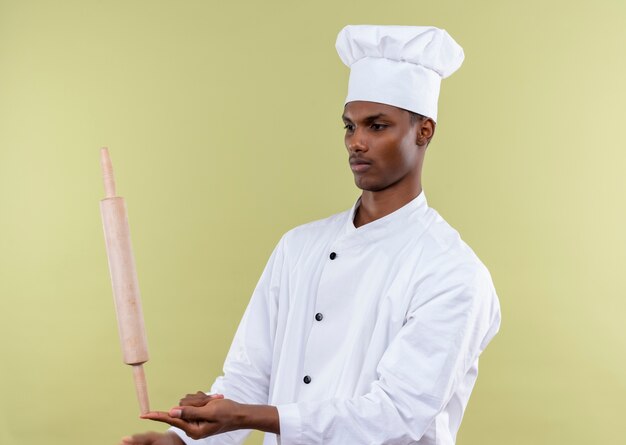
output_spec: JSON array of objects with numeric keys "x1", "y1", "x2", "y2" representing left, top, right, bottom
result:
[{"x1": 354, "y1": 178, "x2": 387, "y2": 192}]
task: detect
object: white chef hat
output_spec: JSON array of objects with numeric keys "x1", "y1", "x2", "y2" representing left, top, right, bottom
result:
[{"x1": 336, "y1": 25, "x2": 464, "y2": 122}]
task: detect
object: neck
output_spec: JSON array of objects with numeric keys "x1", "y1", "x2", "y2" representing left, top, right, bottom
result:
[{"x1": 353, "y1": 182, "x2": 422, "y2": 228}]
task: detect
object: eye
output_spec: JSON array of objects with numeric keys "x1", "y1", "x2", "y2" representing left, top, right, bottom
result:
[
  {"x1": 371, "y1": 123, "x2": 387, "y2": 131},
  {"x1": 343, "y1": 124, "x2": 354, "y2": 132}
]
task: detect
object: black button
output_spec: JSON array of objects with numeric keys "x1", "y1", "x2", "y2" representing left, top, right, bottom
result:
[
  {"x1": 303, "y1": 375, "x2": 312, "y2": 384},
  {"x1": 329, "y1": 252, "x2": 337, "y2": 260},
  {"x1": 315, "y1": 313, "x2": 323, "y2": 321}
]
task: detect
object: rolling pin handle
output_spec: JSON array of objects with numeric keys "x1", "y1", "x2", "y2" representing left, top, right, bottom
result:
[
  {"x1": 100, "y1": 147, "x2": 117, "y2": 198},
  {"x1": 132, "y1": 364, "x2": 150, "y2": 415}
]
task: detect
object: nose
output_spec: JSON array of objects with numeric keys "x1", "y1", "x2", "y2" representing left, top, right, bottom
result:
[{"x1": 346, "y1": 128, "x2": 367, "y2": 153}]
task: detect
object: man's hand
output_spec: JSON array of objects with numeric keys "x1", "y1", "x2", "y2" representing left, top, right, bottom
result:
[
  {"x1": 121, "y1": 393, "x2": 224, "y2": 443},
  {"x1": 120, "y1": 431, "x2": 184, "y2": 445},
  {"x1": 141, "y1": 392, "x2": 279, "y2": 439},
  {"x1": 141, "y1": 398, "x2": 245, "y2": 439}
]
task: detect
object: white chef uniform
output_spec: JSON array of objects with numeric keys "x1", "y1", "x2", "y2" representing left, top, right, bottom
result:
[{"x1": 171, "y1": 191, "x2": 501, "y2": 444}]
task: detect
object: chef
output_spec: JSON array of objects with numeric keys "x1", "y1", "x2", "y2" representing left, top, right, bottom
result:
[{"x1": 122, "y1": 25, "x2": 501, "y2": 445}]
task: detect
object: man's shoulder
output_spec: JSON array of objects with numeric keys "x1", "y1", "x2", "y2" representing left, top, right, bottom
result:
[
  {"x1": 420, "y1": 207, "x2": 491, "y2": 278},
  {"x1": 281, "y1": 207, "x2": 350, "y2": 246}
]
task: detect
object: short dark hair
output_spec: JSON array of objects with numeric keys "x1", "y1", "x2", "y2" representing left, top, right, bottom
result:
[{"x1": 408, "y1": 110, "x2": 427, "y2": 125}]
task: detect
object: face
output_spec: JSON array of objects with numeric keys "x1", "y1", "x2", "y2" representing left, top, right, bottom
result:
[{"x1": 342, "y1": 101, "x2": 425, "y2": 192}]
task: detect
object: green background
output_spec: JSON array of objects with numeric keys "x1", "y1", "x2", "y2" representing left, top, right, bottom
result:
[{"x1": 1, "y1": 1, "x2": 625, "y2": 444}]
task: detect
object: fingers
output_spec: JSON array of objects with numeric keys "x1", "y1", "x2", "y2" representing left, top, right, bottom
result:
[
  {"x1": 180, "y1": 396, "x2": 209, "y2": 407},
  {"x1": 141, "y1": 406, "x2": 208, "y2": 425},
  {"x1": 180, "y1": 391, "x2": 203, "y2": 402},
  {"x1": 179, "y1": 392, "x2": 224, "y2": 407},
  {"x1": 168, "y1": 405, "x2": 204, "y2": 421},
  {"x1": 141, "y1": 411, "x2": 178, "y2": 424},
  {"x1": 141, "y1": 406, "x2": 224, "y2": 440},
  {"x1": 136, "y1": 392, "x2": 225, "y2": 441},
  {"x1": 141, "y1": 411, "x2": 198, "y2": 433},
  {"x1": 142, "y1": 410, "x2": 218, "y2": 440}
]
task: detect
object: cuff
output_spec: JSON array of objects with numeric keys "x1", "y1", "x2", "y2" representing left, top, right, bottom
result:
[{"x1": 276, "y1": 403, "x2": 303, "y2": 445}]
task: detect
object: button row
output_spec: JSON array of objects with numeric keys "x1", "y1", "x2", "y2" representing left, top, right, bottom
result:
[{"x1": 306, "y1": 254, "x2": 335, "y2": 387}]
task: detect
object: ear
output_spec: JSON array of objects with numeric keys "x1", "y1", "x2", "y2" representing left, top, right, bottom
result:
[{"x1": 416, "y1": 118, "x2": 435, "y2": 147}]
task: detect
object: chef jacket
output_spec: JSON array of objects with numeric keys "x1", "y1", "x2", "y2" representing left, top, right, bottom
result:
[{"x1": 172, "y1": 191, "x2": 501, "y2": 445}]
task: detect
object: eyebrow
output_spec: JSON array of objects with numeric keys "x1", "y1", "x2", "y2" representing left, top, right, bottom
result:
[{"x1": 342, "y1": 113, "x2": 388, "y2": 123}]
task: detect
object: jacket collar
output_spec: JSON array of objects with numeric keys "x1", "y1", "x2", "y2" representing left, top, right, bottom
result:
[{"x1": 340, "y1": 190, "x2": 430, "y2": 245}]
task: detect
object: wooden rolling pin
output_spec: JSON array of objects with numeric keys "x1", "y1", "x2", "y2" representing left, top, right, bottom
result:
[{"x1": 99, "y1": 147, "x2": 150, "y2": 415}]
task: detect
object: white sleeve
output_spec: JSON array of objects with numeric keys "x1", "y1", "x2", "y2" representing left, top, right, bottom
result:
[
  {"x1": 276, "y1": 264, "x2": 501, "y2": 445},
  {"x1": 170, "y1": 237, "x2": 286, "y2": 445}
]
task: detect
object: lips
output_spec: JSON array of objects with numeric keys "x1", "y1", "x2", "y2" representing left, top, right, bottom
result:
[{"x1": 349, "y1": 158, "x2": 372, "y2": 173}]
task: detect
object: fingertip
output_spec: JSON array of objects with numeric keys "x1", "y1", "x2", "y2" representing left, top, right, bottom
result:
[{"x1": 169, "y1": 408, "x2": 183, "y2": 418}]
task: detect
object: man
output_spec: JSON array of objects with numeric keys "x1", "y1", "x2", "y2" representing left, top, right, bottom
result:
[{"x1": 122, "y1": 25, "x2": 501, "y2": 445}]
